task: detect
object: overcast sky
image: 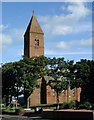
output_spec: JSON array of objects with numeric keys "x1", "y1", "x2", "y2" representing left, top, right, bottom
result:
[{"x1": 1, "y1": 1, "x2": 93, "y2": 64}]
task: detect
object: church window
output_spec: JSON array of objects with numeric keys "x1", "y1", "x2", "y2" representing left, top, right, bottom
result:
[
  {"x1": 72, "y1": 89, "x2": 75, "y2": 97},
  {"x1": 62, "y1": 90, "x2": 65, "y2": 96},
  {"x1": 35, "y1": 39, "x2": 39, "y2": 47},
  {"x1": 52, "y1": 89, "x2": 55, "y2": 96}
]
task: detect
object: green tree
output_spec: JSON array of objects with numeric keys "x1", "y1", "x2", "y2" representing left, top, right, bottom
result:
[
  {"x1": 2, "y1": 62, "x2": 17, "y2": 106},
  {"x1": 2, "y1": 58, "x2": 39, "y2": 107},
  {"x1": 74, "y1": 59, "x2": 94, "y2": 103},
  {"x1": 20, "y1": 56, "x2": 49, "y2": 105},
  {"x1": 3, "y1": 56, "x2": 94, "y2": 107},
  {"x1": 47, "y1": 57, "x2": 68, "y2": 109}
]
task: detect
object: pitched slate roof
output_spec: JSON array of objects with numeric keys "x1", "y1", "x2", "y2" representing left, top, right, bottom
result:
[{"x1": 24, "y1": 13, "x2": 44, "y2": 36}]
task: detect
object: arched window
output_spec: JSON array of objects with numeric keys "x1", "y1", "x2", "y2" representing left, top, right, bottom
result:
[
  {"x1": 62, "y1": 90, "x2": 65, "y2": 96},
  {"x1": 35, "y1": 39, "x2": 39, "y2": 47},
  {"x1": 72, "y1": 89, "x2": 75, "y2": 97}
]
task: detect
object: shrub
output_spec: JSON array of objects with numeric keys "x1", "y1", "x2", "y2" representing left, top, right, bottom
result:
[
  {"x1": 69, "y1": 100, "x2": 79, "y2": 109},
  {"x1": 2, "y1": 108, "x2": 16, "y2": 113},
  {"x1": 15, "y1": 106, "x2": 23, "y2": 110},
  {"x1": 91, "y1": 104, "x2": 94, "y2": 110},
  {"x1": 0, "y1": 104, "x2": 5, "y2": 110},
  {"x1": 59, "y1": 100, "x2": 79, "y2": 109},
  {"x1": 79, "y1": 102, "x2": 92, "y2": 110},
  {"x1": 59, "y1": 102, "x2": 69, "y2": 109}
]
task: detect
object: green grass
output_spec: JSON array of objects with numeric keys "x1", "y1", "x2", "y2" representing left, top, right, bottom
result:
[
  {"x1": 2, "y1": 106, "x2": 23, "y2": 114},
  {"x1": 3, "y1": 108, "x2": 16, "y2": 113}
]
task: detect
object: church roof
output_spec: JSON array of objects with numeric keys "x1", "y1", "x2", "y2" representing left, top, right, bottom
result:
[{"x1": 24, "y1": 13, "x2": 44, "y2": 36}]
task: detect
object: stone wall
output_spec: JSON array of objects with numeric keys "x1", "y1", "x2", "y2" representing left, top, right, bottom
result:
[{"x1": 29, "y1": 79, "x2": 81, "y2": 106}]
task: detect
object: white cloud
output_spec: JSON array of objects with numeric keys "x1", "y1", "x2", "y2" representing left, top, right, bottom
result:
[
  {"x1": 56, "y1": 41, "x2": 70, "y2": 49},
  {"x1": 0, "y1": 24, "x2": 8, "y2": 32},
  {"x1": 0, "y1": 23, "x2": 24, "y2": 41},
  {"x1": 53, "y1": 37, "x2": 92, "y2": 51},
  {"x1": 67, "y1": 2, "x2": 90, "y2": 18},
  {"x1": 52, "y1": 25, "x2": 73, "y2": 35},
  {"x1": 0, "y1": 33, "x2": 12, "y2": 45},
  {"x1": 0, "y1": 24, "x2": 25, "y2": 54},
  {"x1": 11, "y1": 28, "x2": 24, "y2": 41},
  {"x1": 39, "y1": 2, "x2": 91, "y2": 37},
  {"x1": 0, "y1": 24, "x2": 12, "y2": 46},
  {"x1": 0, "y1": 24, "x2": 5, "y2": 30},
  {"x1": 45, "y1": 49, "x2": 91, "y2": 56},
  {"x1": 80, "y1": 38, "x2": 92, "y2": 46}
]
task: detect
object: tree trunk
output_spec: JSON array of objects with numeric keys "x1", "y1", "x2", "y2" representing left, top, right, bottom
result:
[
  {"x1": 56, "y1": 91, "x2": 59, "y2": 110},
  {"x1": 6, "y1": 95, "x2": 9, "y2": 107},
  {"x1": 27, "y1": 97, "x2": 30, "y2": 109},
  {"x1": 17, "y1": 83, "x2": 19, "y2": 101},
  {"x1": 24, "y1": 84, "x2": 27, "y2": 107},
  {"x1": 41, "y1": 76, "x2": 47, "y2": 104}
]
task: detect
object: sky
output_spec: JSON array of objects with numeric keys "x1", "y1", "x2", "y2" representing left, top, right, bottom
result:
[{"x1": 0, "y1": 1, "x2": 93, "y2": 64}]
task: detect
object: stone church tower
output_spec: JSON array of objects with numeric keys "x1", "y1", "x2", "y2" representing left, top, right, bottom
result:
[
  {"x1": 24, "y1": 12, "x2": 44, "y2": 58},
  {"x1": 24, "y1": 12, "x2": 81, "y2": 106},
  {"x1": 24, "y1": 12, "x2": 47, "y2": 105}
]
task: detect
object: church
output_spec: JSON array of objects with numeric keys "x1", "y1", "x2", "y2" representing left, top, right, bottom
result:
[{"x1": 24, "y1": 12, "x2": 81, "y2": 106}]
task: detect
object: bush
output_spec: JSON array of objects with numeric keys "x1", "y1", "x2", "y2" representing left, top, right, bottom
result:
[
  {"x1": 91, "y1": 104, "x2": 94, "y2": 110},
  {"x1": 2, "y1": 108, "x2": 16, "y2": 113},
  {"x1": 79, "y1": 102, "x2": 92, "y2": 110},
  {"x1": 69, "y1": 100, "x2": 79, "y2": 109},
  {"x1": 59, "y1": 102, "x2": 69, "y2": 109},
  {"x1": 59, "y1": 100, "x2": 79, "y2": 109},
  {"x1": 15, "y1": 106, "x2": 23, "y2": 110},
  {"x1": 0, "y1": 104, "x2": 6, "y2": 110}
]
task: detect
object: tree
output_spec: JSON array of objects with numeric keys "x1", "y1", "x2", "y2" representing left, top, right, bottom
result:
[
  {"x1": 2, "y1": 62, "x2": 17, "y2": 106},
  {"x1": 20, "y1": 56, "x2": 49, "y2": 105},
  {"x1": 2, "y1": 58, "x2": 39, "y2": 107},
  {"x1": 73, "y1": 59, "x2": 94, "y2": 103},
  {"x1": 31, "y1": 56, "x2": 49, "y2": 104},
  {"x1": 65, "y1": 60, "x2": 76, "y2": 89},
  {"x1": 3, "y1": 56, "x2": 94, "y2": 107},
  {"x1": 47, "y1": 57, "x2": 68, "y2": 109},
  {"x1": 15, "y1": 57, "x2": 40, "y2": 106}
]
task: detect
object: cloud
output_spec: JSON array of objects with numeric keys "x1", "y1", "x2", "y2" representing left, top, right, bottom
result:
[
  {"x1": 80, "y1": 38, "x2": 92, "y2": 46},
  {"x1": 52, "y1": 37, "x2": 92, "y2": 51},
  {"x1": 0, "y1": 24, "x2": 8, "y2": 32},
  {"x1": 45, "y1": 49, "x2": 54, "y2": 55},
  {"x1": 52, "y1": 25, "x2": 73, "y2": 35},
  {"x1": 56, "y1": 41, "x2": 70, "y2": 49},
  {"x1": 0, "y1": 24, "x2": 12, "y2": 49},
  {"x1": 0, "y1": 24, "x2": 25, "y2": 52},
  {"x1": 11, "y1": 28, "x2": 24, "y2": 41},
  {"x1": 0, "y1": 33, "x2": 12, "y2": 55},
  {"x1": 67, "y1": 2, "x2": 90, "y2": 18},
  {"x1": 39, "y1": 2, "x2": 91, "y2": 37},
  {"x1": 0, "y1": 33, "x2": 12, "y2": 48},
  {"x1": 0, "y1": 23, "x2": 25, "y2": 63},
  {"x1": 45, "y1": 49, "x2": 91, "y2": 56},
  {"x1": 0, "y1": 24, "x2": 7, "y2": 30}
]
